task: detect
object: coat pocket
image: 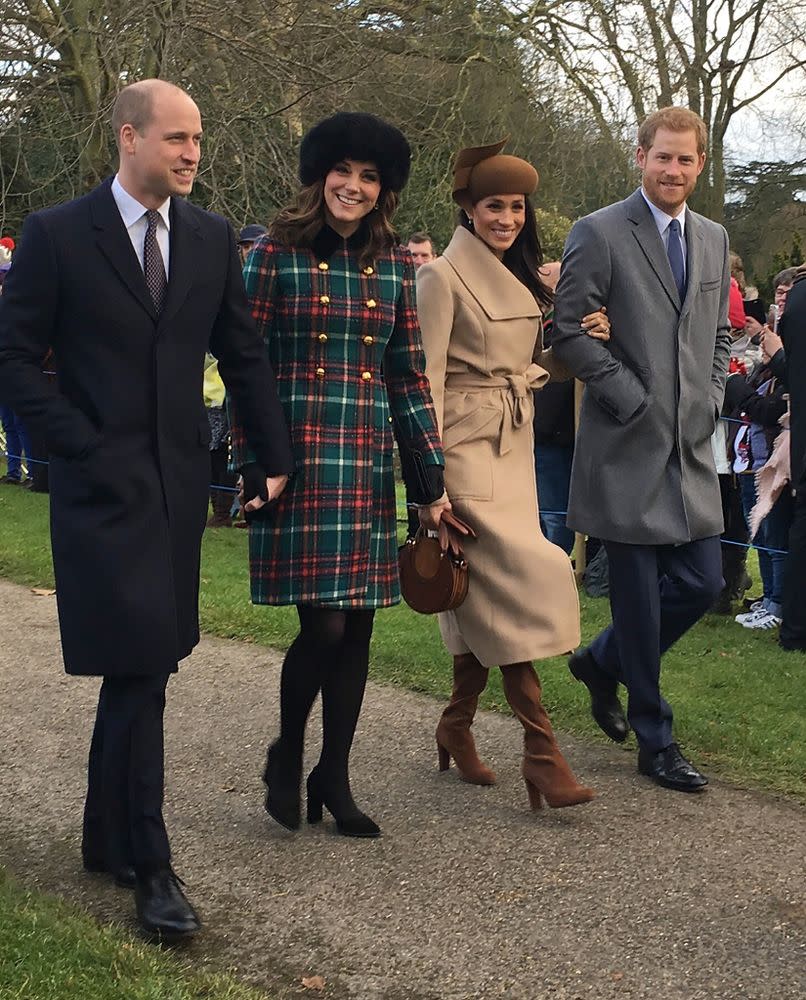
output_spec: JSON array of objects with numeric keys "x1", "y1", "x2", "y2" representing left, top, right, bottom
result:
[
  {"x1": 700, "y1": 278, "x2": 721, "y2": 292},
  {"x1": 442, "y1": 405, "x2": 499, "y2": 502}
]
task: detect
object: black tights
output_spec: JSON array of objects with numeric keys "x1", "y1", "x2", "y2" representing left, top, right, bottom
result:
[{"x1": 278, "y1": 605, "x2": 375, "y2": 804}]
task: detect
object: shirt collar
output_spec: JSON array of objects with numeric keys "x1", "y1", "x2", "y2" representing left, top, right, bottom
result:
[
  {"x1": 640, "y1": 187, "x2": 686, "y2": 239},
  {"x1": 111, "y1": 175, "x2": 171, "y2": 231}
]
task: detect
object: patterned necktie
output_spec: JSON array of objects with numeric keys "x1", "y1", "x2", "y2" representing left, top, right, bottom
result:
[
  {"x1": 666, "y1": 217, "x2": 686, "y2": 301},
  {"x1": 143, "y1": 210, "x2": 167, "y2": 314}
]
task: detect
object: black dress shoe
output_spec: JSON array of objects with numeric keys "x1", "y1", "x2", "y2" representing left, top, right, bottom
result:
[
  {"x1": 83, "y1": 858, "x2": 137, "y2": 889},
  {"x1": 638, "y1": 743, "x2": 708, "y2": 792},
  {"x1": 135, "y1": 868, "x2": 201, "y2": 940},
  {"x1": 568, "y1": 647, "x2": 629, "y2": 743},
  {"x1": 263, "y1": 740, "x2": 302, "y2": 831}
]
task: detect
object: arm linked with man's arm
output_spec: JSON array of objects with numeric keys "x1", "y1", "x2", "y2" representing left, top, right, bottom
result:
[{"x1": 551, "y1": 217, "x2": 648, "y2": 424}]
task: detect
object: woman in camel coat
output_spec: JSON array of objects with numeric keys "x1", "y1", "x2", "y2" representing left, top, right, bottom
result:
[{"x1": 416, "y1": 139, "x2": 608, "y2": 810}]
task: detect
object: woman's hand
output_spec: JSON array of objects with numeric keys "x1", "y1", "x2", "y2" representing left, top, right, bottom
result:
[
  {"x1": 418, "y1": 494, "x2": 451, "y2": 533},
  {"x1": 761, "y1": 327, "x2": 783, "y2": 362},
  {"x1": 580, "y1": 305, "x2": 610, "y2": 341}
]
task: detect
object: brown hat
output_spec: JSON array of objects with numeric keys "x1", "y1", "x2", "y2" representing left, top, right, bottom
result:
[{"x1": 452, "y1": 137, "x2": 538, "y2": 211}]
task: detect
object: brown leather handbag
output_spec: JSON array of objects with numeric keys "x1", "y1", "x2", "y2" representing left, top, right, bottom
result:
[{"x1": 398, "y1": 513, "x2": 475, "y2": 614}]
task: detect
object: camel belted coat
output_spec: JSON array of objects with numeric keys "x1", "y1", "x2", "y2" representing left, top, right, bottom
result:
[{"x1": 416, "y1": 226, "x2": 580, "y2": 667}]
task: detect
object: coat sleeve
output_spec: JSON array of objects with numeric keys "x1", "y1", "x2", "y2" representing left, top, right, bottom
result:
[
  {"x1": 384, "y1": 255, "x2": 444, "y2": 505},
  {"x1": 551, "y1": 217, "x2": 648, "y2": 424},
  {"x1": 710, "y1": 227, "x2": 733, "y2": 416},
  {"x1": 414, "y1": 259, "x2": 453, "y2": 437},
  {"x1": 215, "y1": 228, "x2": 293, "y2": 476},
  {"x1": 0, "y1": 212, "x2": 101, "y2": 459}
]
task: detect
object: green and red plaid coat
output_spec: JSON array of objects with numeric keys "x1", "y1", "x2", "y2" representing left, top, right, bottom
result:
[{"x1": 230, "y1": 228, "x2": 444, "y2": 608}]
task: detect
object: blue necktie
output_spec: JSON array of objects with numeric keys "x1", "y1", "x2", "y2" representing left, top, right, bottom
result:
[{"x1": 666, "y1": 217, "x2": 685, "y2": 301}]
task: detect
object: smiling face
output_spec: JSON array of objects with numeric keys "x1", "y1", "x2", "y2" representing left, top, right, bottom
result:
[
  {"x1": 323, "y1": 159, "x2": 382, "y2": 237},
  {"x1": 468, "y1": 194, "x2": 526, "y2": 258},
  {"x1": 118, "y1": 86, "x2": 202, "y2": 209},
  {"x1": 637, "y1": 126, "x2": 705, "y2": 217}
]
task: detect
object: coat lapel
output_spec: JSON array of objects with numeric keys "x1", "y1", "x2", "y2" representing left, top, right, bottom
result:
[
  {"x1": 625, "y1": 189, "x2": 681, "y2": 311},
  {"x1": 442, "y1": 226, "x2": 539, "y2": 321},
  {"x1": 679, "y1": 211, "x2": 704, "y2": 321},
  {"x1": 89, "y1": 179, "x2": 157, "y2": 320},
  {"x1": 158, "y1": 197, "x2": 203, "y2": 333}
]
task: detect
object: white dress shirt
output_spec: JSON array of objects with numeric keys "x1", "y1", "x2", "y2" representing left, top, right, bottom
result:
[
  {"x1": 111, "y1": 175, "x2": 171, "y2": 275},
  {"x1": 641, "y1": 187, "x2": 687, "y2": 282}
]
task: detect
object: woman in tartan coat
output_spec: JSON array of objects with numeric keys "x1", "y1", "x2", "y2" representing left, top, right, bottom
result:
[{"x1": 230, "y1": 113, "x2": 448, "y2": 838}]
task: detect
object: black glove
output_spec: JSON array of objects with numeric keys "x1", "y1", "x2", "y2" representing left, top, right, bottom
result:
[{"x1": 241, "y1": 462, "x2": 275, "y2": 523}]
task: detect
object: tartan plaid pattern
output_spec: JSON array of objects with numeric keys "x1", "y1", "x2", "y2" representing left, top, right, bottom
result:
[{"x1": 231, "y1": 237, "x2": 443, "y2": 607}]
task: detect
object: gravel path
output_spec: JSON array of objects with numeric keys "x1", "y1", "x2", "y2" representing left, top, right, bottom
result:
[{"x1": 1, "y1": 578, "x2": 803, "y2": 1000}]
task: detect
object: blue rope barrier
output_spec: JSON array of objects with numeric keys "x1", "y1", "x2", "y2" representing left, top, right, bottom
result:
[{"x1": 2, "y1": 452, "x2": 790, "y2": 554}]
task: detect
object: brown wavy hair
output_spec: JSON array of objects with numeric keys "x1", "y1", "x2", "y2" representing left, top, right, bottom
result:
[
  {"x1": 269, "y1": 181, "x2": 400, "y2": 268},
  {"x1": 459, "y1": 198, "x2": 553, "y2": 310}
]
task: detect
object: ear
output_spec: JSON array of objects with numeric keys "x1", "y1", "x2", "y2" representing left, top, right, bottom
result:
[
  {"x1": 119, "y1": 124, "x2": 137, "y2": 156},
  {"x1": 696, "y1": 151, "x2": 707, "y2": 175},
  {"x1": 636, "y1": 145, "x2": 647, "y2": 170}
]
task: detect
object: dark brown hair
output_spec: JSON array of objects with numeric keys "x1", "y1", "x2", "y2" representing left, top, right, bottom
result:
[
  {"x1": 459, "y1": 198, "x2": 553, "y2": 310},
  {"x1": 269, "y1": 181, "x2": 399, "y2": 268}
]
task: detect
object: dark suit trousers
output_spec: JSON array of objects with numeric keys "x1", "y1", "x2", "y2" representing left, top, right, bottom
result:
[
  {"x1": 588, "y1": 537, "x2": 723, "y2": 752},
  {"x1": 82, "y1": 673, "x2": 172, "y2": 876}
]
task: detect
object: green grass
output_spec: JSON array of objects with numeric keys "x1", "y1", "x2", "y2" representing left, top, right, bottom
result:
[
  {"x1": 0, "y1": 870, "x2": 270, "y2": 1000},
  {"x1": 1, "y1": 478, "x2": 804, "y2": 798}
]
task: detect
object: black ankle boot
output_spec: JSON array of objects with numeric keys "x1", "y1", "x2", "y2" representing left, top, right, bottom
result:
[
  {"x1": 263, "y1": 740, "x2": 302, "y2": 831},
  {"x1": 306, "y1": 766, "x2": 380, "y2": 838}
]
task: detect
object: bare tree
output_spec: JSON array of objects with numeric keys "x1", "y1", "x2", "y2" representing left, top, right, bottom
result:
[{"x1": 495, "y1": 0, "x2": 806, "y2": 219}]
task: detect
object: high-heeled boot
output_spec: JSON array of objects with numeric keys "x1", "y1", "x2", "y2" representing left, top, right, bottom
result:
[
  {"x1": 263, "y1": 739, "x2": 302, "y2": 830},
  {"x1": 501, "y1": 662, "x2": 594, "y2": 810},
  {"x1": 436, "y1": 653, "x2": 496, "y2": 785}
]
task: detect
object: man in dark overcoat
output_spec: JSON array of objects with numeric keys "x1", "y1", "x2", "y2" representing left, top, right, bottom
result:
[
  {"x1": 552, "y1": 107, "x2": 731, "y2": 792},
  {"x1": 778, "y1": 266, "x2": 806, "y2": 651},
  {"x1": 0, "y1": 79, "x2": 293, "y2": 937}
]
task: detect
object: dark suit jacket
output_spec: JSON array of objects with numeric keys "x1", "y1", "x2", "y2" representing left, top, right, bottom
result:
[
  {"x1": 0, "y1": 179, "x2": 293, "y2": 675},
  {"x1": 780, "y1": 273, "x2": 806, "y2": 493}
]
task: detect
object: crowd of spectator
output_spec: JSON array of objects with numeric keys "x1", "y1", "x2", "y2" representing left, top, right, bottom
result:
[{"x1": 1, "y1": 221, "x2": 803, "y2": 653}]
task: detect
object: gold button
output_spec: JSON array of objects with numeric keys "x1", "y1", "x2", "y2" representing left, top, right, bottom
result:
[
  {"x1": 363, "y1": 336, "x2": 374, "y2": 346},
  {"x1": 315, "y1": 367, "x2": 325, "y2": 379},
  {"x1": 318, "y1": 261, "x2": 329, "y2": 271},
  {"x1": 388, "y1": 416, "x2": 393, "y2": 424},
  {"x1": 319, "y1": 294, "x2": 330, "y2": 304},
  {"x1": 361, "y1": 371, "x2": 372, "y2": 381},
  {"x1": 363, "y1": 266, "x2": 374, "y2": 276},
  {"x1": 366, "y1": 299, "x2": 377, "y2": 309},
  {"x1": 318, "y1": 333, "x2": 328, "y2": 343}
]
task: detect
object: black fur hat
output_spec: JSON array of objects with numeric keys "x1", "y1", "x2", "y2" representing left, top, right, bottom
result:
[{"x1": 299, "y1": 112, "x2": 411, "y2": 193}]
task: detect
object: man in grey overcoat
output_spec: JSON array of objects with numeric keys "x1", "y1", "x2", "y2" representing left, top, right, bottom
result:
[{"x1": 552, "y1": 107, "x2": 731, "y2": 792}]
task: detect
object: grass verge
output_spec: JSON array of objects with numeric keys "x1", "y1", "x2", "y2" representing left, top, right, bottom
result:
[
  {"x1": 0, "y1": 478, "x2": 804, "y2": 798},
  {"x1": 0, "y1": 869, "x2": 270, "y2": 1000}
]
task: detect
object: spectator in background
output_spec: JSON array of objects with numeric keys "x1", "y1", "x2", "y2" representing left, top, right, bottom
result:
[
  {"x1": 406, "y1": 231, "x2": 436, "y2": 269},
  {"x1": 724, "y1": 271, "x2": 795, "y2": 630},
  {"x1": 204, "y1": 354, "x2": 236, "y2": 527},
  {"x1": 532, "y1": 260, "x2": 575, "y2": 554},
  {"x1": 236, "y1": 223, "x2": 268, "y2": 265},
  {"x1": 711, "y1": 252, "x2": 751, "y2": 613}
]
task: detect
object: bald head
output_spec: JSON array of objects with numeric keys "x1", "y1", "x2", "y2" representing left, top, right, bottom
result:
[{"x1": 111, "y1": 80, "x2": 196, "y2": 148}]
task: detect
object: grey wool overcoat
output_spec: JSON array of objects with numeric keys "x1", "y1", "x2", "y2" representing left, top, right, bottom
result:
[{"x1": 551, "y1": 189, "x2": 732, "y2": 545}]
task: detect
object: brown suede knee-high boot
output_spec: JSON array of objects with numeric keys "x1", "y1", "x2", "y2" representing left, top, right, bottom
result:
[
  {"x1": 436, "y1": 653, "x2": 496, "y2": 785},
  {"x1": 501, "y1": 662, "x2": 594, "y2": 810}
]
